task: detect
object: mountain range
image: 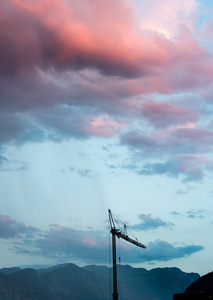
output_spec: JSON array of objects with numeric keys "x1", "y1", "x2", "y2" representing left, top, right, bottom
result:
[{"x1": 0, "y1": 263, "x2": 200, "y2": 300}]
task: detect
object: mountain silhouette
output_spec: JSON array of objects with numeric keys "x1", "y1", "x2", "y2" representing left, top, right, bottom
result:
[
  {"x1": 174, "y1": 271, "x2": 213, "y2": 299},
  {"x1": 0, "y1": 263, "x2": 199, "y2": 300}
]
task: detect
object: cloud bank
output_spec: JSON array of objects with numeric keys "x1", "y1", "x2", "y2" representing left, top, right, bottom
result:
[
  {"x1": 1, "y1": 0, "x2": 213, "y2": 182},
  {"x1": 0, "y1": 215, "x2": 203, "y2": 264}
]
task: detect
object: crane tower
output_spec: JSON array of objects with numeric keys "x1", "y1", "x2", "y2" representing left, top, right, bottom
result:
[{"x1": 108, "y1": 209, "x2": 146, "y2": 300}]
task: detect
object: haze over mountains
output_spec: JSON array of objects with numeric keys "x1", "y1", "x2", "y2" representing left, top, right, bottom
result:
[{"x1": 0, "y1": 263, "x2": 199, "y2": 300}]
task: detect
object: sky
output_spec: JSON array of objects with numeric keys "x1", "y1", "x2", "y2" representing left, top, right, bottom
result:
[{"x1": 0, "y1": 0, "x2": 213, "y2": 276}]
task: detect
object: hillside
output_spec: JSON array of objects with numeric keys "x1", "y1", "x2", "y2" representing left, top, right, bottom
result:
[
  {"x1": 174, "y1": 271, "x2": 213, "y2": 299},
  {"x1": 0, "y1": 263, "x2": 199, "y2": 300},
  {"x1": 85, "y1": 265, "x2": 199, "y2": 300},
  {"x1": 185, "y1": 271, "x2": 213, "y2": 293}
]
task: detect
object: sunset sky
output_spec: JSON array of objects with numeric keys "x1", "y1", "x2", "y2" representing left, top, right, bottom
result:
[{"x1": 1, "y1": 0, "x2": 213, "y2": 276}]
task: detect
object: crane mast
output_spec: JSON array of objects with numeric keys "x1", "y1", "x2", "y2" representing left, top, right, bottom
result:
[{"x1": 108, "y1": 209, "x2": 146, "y2": 300}]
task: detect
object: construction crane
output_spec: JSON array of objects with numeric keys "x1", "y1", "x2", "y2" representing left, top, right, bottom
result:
[{"x1": 108, "y1": 209, "x2": 146, "y2": 300}]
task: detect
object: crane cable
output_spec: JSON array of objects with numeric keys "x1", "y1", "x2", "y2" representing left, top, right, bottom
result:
[
  {"x1": 111, "y1": 211, "x2": 124, "y2": 231},
  {"x1": 127, "y1": 226, "x2": 138, "y2": 241},
  {"x1": 111, "y1": 211, "x2": 138, "y2": 241}
]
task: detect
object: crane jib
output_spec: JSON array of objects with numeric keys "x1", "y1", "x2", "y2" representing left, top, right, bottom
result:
[{"x1": 111, "y1": 229, "x2": 146, "y2": 249}]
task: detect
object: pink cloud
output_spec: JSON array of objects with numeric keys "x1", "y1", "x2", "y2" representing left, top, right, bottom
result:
[
  {"x1": 82, "y1": 238, "x2": 97, "y2": 248},
  {"x1": 175, "y1": 123, "x2": 197, "y2": 129},
  {"x1": 142, "y1": 101, "x2": 197, "y2": 127},
  {"x1": 0, "y1": 215, "x2": 19, "y2": 238},
  {"x1": 194, "y1": 59, "x2": 213, "y2": 81},
  {"x1": 138, "y1": 0, "x2": 198, "y2": 38},
  {"x1": 84, "y1": 115, "x2": 125, "y2": 137},
  {"x1": 0, "y1": 0, "x2": 208, "y2": 79},
  {"x1": 174, "y1": 128, "x2": 213, "y2": 146},
  {"x1": 0, "y1": 215, "x2": 39, "y2": 239},
  {"x1": 1, "y1": 0, "x2": 213, "y2": 159},
  {"x1": 121, "y1": 124, "x2": 213, "y2": 158},
  {"x1": 174, "y1": 25, "x2": 207, "y2": 61},
  {"x1": 198, "y1": 17, "x2": 213, "y2": 42}
]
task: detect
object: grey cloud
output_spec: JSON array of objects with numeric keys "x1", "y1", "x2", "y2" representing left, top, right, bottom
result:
[
  {"x1": 14, "y1": 226, "x2": 108, "y2": 263},
  {"x1": 121, "y1": 131, "x2": 159, "y2": 154},
  {"x1": 9, "y1": 223, "x2": 203, "y2": 264},
  {"x1": 32, "y1": 107, "x2": 93, "y2": 142},
  {"x1": 12, "y1": 246, "x2": 33, "y2": 255},
  {"x1": 77, "y1": 169, "x2": 91, "y2": 177},
  {"x1": 170, "y1": 210, "x2": 205, "y2": 219},
  {"x1": 137, "y1": 240, "x2": 204, "y2": 262},
  {"x1": 102, "y1": 146, "x2": 110, "y2": 152},
  {"x1": 186, "y1": 210, "x2": 204, "y2": 219},
  {"x1": 138, "y1": 158, "x2": 204, "y2": 182},
  {"x1": 0, "y1": 156, "x2": 28, "y2": 172},
  {"x1": 0, "y1": 206, "x2": 204, "y2": 265},
  {"x1": 0, "y1": 112, "x2": 49, "y2": 146},
  {"x1": 119, "y1": 155, "x2": 205, "y2": 183},
  {"x1": 131, "y1": 214, "x2": 174, "y2": 231},
  {"x1": 170, "y1": 211, "x2": 181, "y2": 216},
  {"x1": 0, "y1": 103, "x2": 114, "y2": 150},
  {"x1": 0, "y1": 216, "x2": 19, "y2": 239},
  {"x1": 176, "y1": 189, "x2": 188, "y2": 194},
  {"x1": 0, "y1": 66, "x2": 132, "y2": 149},
  {"x1": 119, "y1": 126, "x2": 213, "y2": 183},
  {"x1": 49, "y1": 223, "x2": 60, "y2": 228},
  {"x1": 0, "y1": 153, "x2": 9, "y2": 165},
  {"x1": 69, "y1": 167, "x2": 92, "y2": 178},
  {"x1": 0, "y1": 215, "x2": 39, "y2": 239},
  {"x1": 106, "y1": 164, "x2": 117, "y2": 169},
  {"x1": 141, "y1": 101, "x2": 197, "y2": 128},
  {"x1": 120, "y1": 128, "x2": 213, "y2": 157}
]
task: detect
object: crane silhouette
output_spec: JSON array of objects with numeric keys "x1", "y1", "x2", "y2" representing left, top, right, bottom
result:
[{"x1": 108, "y1": 209, "x2": 146, "y2": 300}]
